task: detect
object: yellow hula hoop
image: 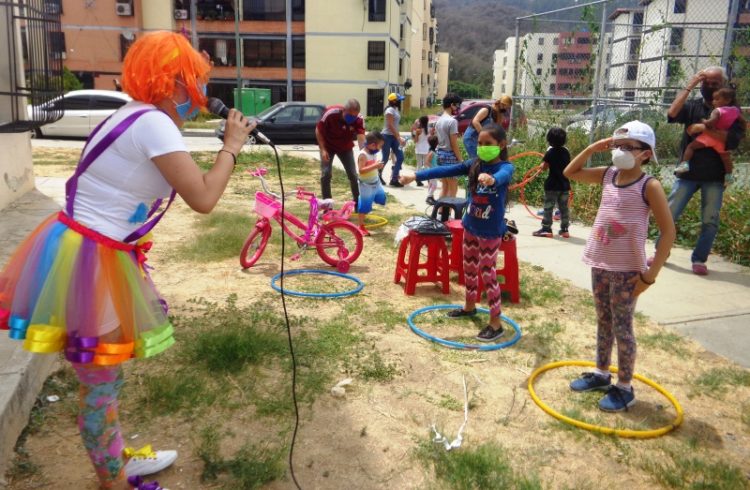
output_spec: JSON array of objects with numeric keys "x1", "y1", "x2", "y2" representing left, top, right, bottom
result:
[
  {"x1": 527, "y1": 360, "x2": 684, "y2": 439},
  {"x1": 357, "y1": 213, "x2": 388, "y2": 229}
]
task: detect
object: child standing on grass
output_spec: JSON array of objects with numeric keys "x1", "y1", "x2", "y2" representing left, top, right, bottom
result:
[
  {"x1": 424, "y1": 134, "x2": 439, "y2": 205},
  {"x1": 563, "y1": 121, "x2": 675, "y2": 412},
  {"x1": 533, "y1": 127, "x2": 572, "y2": 238},
  {"x1": 356, "y1": 131, "x2": 386, "y2": 236},
  {"x1": 400, "y1": 125, "x2": 514, "y2": 342},
  {"x1": 413, "y1": 116, "x2": 430, "y2": 187}
]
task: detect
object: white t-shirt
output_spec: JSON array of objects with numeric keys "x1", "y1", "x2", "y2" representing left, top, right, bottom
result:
[
  {"x1": 382, "y1": 106, "x2": 401, "y2": 135},
  {"x1": 72, "y1": 101, "x2": 188, "y2": 242},
  {"x1": 435, "y1": 113, "x2": 458, "y2": 150},
  {"x1": 414, "y1": 130, "x2": 430, "y2": 154}
]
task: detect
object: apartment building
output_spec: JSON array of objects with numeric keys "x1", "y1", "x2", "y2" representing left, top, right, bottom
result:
[
  {"x1": 492, "y1": 37, "x2": 517, "y2": 100},
  {"x1": 605, "y1": 8, "x2": 644, "y2": 102},
  {"x1": 636, "y1": 0, "x2": 738, "y2": 103},
  {"x1": 53, "y1": 0, "x2": 445, "y2": 116}
]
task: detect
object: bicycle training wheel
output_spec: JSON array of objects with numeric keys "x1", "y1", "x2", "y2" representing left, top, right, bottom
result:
[
  {"x1": 240, "y1": 219, "x2": 271, "y2": 269},
  {"x1": 315, "y1": 221, "x2": 363, "y2": 268}
]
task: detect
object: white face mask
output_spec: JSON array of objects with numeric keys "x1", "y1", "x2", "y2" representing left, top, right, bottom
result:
[{"x1": 611, "y1": 148, "x2": 636, "y2": 170}]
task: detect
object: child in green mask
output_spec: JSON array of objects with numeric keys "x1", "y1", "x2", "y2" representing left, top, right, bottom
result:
[{"x1": 400, "y1": 125, "x2": 515, "y2": 342}]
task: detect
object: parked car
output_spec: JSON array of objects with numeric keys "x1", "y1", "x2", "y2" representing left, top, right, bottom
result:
[
  {"x1": 565, "y1": 105, "x2": 630, "y2": 134},
  {"x1": 249, "y1": 102, "x2": 326, "y2": 144},
  {"x1": 425, "y1": 101, "x2": 527, "y2": 137},
  {"x1": 28, "y1": 90, "x2": 132, "y2": 138},
  {"x1": 455, "y1": 101, "x2": 528, "y2": 134},
  {"x1": 562, "y1": 103, "x2": 633, "y2": 128}
]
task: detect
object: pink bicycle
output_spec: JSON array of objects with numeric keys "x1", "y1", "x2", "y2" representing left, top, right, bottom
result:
[{"x1": 240, "y1": 168, "x2": 364, "y2": 272}]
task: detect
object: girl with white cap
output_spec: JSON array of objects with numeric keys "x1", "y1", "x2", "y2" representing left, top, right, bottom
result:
[{"x1": 562, "y1": 120, "x2": 675, "y2": 412}]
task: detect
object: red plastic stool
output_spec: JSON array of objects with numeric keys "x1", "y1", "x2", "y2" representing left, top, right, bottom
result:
[
  {"x1": 446, "y1": 219, "x2": 465, "y2": 285},
  {"x1": 476, "y1": 237, "x2": 520, "y2": 303},
  {"x1": 394, "y1": 229, "x2": 450, "y2": 295}
]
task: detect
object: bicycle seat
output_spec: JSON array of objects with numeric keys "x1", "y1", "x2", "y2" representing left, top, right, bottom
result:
[{"x1": 248, "y1": 168, "x2": 268, "y2": 177}]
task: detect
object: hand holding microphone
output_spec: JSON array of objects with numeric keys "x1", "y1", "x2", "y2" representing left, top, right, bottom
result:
[{"x1": 208, "y1": 97, "x2": 274, "y2": 147}]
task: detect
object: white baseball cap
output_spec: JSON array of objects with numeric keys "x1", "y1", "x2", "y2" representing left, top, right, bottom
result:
[{"x1": 613, "y1": 120, "x2": 658, "y2": 163}]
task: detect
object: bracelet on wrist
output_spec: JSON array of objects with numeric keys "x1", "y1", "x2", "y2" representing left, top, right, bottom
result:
[
  {"x1": 219, "y1": 149, "x2": 237, "y2": 166},
  {"x1": 639, "y1": 273, "x2": 655, "y2": 285}
]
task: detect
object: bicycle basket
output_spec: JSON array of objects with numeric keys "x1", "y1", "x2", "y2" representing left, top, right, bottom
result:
[{"x1": 254, "y1": 192, "x2": 281, "y2": 219}]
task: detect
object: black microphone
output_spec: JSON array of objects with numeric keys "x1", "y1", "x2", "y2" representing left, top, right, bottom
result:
[{"x1": 207, "y1": 97, "x2": 274, "y2": 146}]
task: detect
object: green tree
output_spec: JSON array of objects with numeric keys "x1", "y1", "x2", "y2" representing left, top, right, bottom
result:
[
  {"x1": 63, "y1": 67, "x2": 82, "y2": 92},
  {"x1": 448, "y1": 80, "x2": 485, "y2": 98}
]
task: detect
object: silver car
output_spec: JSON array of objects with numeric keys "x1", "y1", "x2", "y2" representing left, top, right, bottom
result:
[{"x1": 28, "y1": 89, "x2": 132, "y2": 138}]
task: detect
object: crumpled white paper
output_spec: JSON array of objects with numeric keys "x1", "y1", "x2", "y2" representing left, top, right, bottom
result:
[{"x1": 432, "y1": 375, "x2": 469, "y2": 451}]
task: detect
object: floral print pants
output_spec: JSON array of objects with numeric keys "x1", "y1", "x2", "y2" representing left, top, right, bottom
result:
[{"x1": 591, "y1": 267, "x2": 638, "y2": 383}]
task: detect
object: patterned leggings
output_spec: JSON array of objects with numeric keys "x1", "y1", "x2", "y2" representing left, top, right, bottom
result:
[
  {"x1": 591, "y1": 268, "x2": 638, "y2": 383},
  {"x1": 463, "y1": 230, "x2": 503, "y2": 317},
  {"x1": 73, "y1": 364, "x2": 126, "y2": 488}
]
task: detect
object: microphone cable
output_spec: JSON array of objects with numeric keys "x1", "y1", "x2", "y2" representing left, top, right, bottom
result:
[{"x1": 269, "y1": 143, "x2": 303, "y2": 490}]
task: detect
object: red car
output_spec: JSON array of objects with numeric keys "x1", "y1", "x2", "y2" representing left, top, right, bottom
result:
[{"x1": 426, "y1": 100, "x2": 527, "y2": 136}]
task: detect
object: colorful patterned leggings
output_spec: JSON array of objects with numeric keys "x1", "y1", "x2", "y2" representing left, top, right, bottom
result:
[
  {"x1": 463, "y1": 230, "x2": 503, "y2": 317},
  {"x1": 73, "y1": 364, "x2": 126, "y2": 488},
  {"x1": 591, "y1": 268, "x2": 638, "y2": 383}
]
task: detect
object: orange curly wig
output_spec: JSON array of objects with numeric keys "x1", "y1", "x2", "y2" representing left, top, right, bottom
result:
[{"x1": 122, "y1": 31, "x2": 210, "y2": 111}]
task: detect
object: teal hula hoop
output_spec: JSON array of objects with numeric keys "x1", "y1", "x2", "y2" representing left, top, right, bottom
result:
[
  {"x1": 270, "y1": 269, "x2": 364, "y2": 298},
  {"x1": 407, "y1": 304, "x2": 522, "y2": 351}
]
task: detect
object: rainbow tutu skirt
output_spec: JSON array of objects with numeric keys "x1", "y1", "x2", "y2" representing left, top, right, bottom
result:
[{"x1": 0, "y1": 212, "x2": 175, "y2": 365}]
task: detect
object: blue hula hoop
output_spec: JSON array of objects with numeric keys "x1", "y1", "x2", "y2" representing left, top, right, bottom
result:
[
  {"x1": 407, "y1": 304, "x2": 522, "y2": 351},
  {"x1": 270, "y1": 269, "x2": 364, "y2": 298}
]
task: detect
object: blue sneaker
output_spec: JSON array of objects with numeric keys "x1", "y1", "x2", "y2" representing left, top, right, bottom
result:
[
  {"x1": 599, "y1": 385, "x2": 636, "y2": 412},
  {"x1": 569, "y1": 372, "x2": 611, "y2": 392}
]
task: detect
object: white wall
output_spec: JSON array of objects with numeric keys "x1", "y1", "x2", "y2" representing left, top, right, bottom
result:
[{"x1": 0, "y1": 6, "x2": 34, "y2": 209}]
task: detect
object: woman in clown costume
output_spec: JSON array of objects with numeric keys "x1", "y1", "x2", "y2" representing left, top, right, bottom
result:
[{"x1": 0, "y1": 32, "x2": 252, "y2": 490}]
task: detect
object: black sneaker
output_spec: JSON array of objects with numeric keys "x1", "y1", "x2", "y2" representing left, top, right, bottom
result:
[
  {"x1": 532, "y1": 228, "x2": 553, "y2": 238},
  {"x1": 558, "y1": 228, "x2": 570, "y2": 238},
  {"x1": 426, "y1": 196, "x2": 437, "y2": 206},
  {"x1": 446, "y1": 308, "x2": 477, "y2": 318},
  {"x1": 476, "y1": 325, "x2": 504, "y2": 342},
  {"x1": 389, "y1": 181, "x2": 404, "y2": 188},
  {"x1": 505, "y1": 219, "x2": 518, "y2": 235},
  {"x1": 416, "y1": 180, "x2": 424, "y2": 187}
]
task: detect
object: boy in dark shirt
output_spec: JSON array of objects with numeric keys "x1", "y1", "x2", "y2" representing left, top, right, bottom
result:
[{"x1": 533, "y1": 127, "x2": 571, "y2": 238}]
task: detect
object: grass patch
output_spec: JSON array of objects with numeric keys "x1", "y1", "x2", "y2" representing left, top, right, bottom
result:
[
  {"x1": 641, "y1": 446, "x2": 748, "y2": 489},
  {"x1": 519, "y1": 272, "x2": 564, "y2": 306},
  {"x1": 173, "y1": 210, "x2": 254, "y2": 262},
  {"x1": 520, "y1": 319, "x2": 570, "y2": 362},
  {"x1": 354, "y1": 349, "x2": 400, "y2": 382},
  {"x1": 414, "y1": 438, "x2": 542, "y2": 490},
  {"x1": 640, "y1": 330, "x2": 690, "y2": 358},
  {"x1": 197, "y1": 426, "x2": 285, "y2": 489},
  {"x1": 138, "y1": 370, "x2": 213, "y2": 415},
  {"x1": 691, "y1": 367, "x2": 750, "y2": 398}
]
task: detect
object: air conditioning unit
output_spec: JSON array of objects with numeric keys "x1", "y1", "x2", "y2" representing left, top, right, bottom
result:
[
  {"x1": 668, "y1": 44, "x2": 681, "y2": 53},
  {"x1": 116, "y1": 1, "x2": 133, "y2": 16},
  {"x1": 399, "y1": 49, "x2": 407, "y2": 59},
  {"x1": 174, "y1": 9, "x2": 189, "y2": 20}
]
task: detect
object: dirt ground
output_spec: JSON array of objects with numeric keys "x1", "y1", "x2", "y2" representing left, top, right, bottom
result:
[{"x1": 4, "y1": 150, "x2": 750, "y2": 489}]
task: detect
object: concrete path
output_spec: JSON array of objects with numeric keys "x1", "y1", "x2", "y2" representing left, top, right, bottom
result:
[
  {"x1": 2, "y1": 135, "x2": 748, "y2": 478},
  {"x1": 368, "y1": 161, "x2": 750, "y2": 369}
]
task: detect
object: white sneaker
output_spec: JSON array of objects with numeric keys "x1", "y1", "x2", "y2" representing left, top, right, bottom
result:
[{"x1": 124, "y1": 447, "x2": 178, "y2": 477}]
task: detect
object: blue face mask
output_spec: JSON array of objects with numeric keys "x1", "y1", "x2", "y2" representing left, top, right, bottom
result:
[
  {"x1": 344, "y1": 113, "x2": 358, "y2": 125},
  {"x1": 174, "y1": 84, "x2": 206, "y2": 121}
]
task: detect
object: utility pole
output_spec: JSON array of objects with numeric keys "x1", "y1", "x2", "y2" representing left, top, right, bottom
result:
[
  {"x1": 286, "y1": 0, "x2": 292, "y2": 101},
  {"x1": 190, "y1": 0, "x2": 198, "y2": 49}
]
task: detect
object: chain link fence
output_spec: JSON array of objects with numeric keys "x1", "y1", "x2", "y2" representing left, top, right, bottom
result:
[{"x1": 506, "y1": 0, "x2": 749, "y2": 182}]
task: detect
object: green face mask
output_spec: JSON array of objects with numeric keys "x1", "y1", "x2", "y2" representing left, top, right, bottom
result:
[{"x1": 477, "y1": 145, "x2": 501, "y2": 162}]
